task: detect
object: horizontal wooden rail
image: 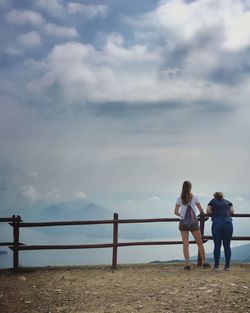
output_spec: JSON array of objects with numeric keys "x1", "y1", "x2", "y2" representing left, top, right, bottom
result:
[
  {"x1": 11, "y1": 243, "x2": 114, "y2": 250},
  {"x1": 0, "y1": 217, "x2": 16, "y2": 222},
  {"x1": 230, "y1": 214, "x2": 250, "y2": 217},
  {"x1": 206, "y1": 214, "x2": 250, "y2": 218},
  {"x1": 116, "y1": 240, "x2": 205, "y2": 247},
  {"x1": 9, "y1": 240, "x2": 205, "y2": 251},
  {"x1": 0, "y1": 242, "x2": 14, "y2": 246},
  {"x1": 203, "y1": 236, "x2": 250, "y2": 241},
  {"x1": 10, "y1": 220, "x2": 116, "y2": 227},
  {"x1": 10, "y1": 217, "x2": 183, "y2": 228}
]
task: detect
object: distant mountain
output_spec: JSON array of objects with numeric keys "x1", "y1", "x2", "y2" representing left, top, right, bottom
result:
[
  {"x1": 38, "y1": 199, "x2": 113, "y2": 221},
  {"x1": 150, "y1": 244, "x2": 250, "y2": 264},
  {"x1": 202, "y1": 243, "x2": 250, "y2": 263}
]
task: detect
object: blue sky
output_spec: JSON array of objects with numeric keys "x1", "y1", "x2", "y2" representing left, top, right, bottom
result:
[{"x1": 1, "y1": 0, "x2": 250, "y2": 218}]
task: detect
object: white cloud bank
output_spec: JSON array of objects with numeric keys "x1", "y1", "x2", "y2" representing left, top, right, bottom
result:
[
  {"x1": 18, "y1": 31, "x2": 42, "y2": 48},
  {"x1": 5, "y1": 9, "x2": 44, "y2": 25},
  {"x1": 18, "y1": 0, "x2": 249, "y2": 109},
  {"x1": 68, "y1": 3, "x2": 109, "y2": 18},
  {"x1": 134, "y1": 0, "x2": 250, "y2": 50},
  {"x1": 44, "y1": 23, "x2": 78, "y2": 38}
]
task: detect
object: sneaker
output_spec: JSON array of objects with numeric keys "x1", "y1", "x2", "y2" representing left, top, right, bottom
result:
[
  {"x1": 213, "y1": 266, "x2": 219, "y2": 271},
  {"x1": 224, "y1": 266, "x2": 230, "y2": 271},
  {"x1": 184, "y1": 265, "x2": 191, "y2": 271},
  {"x1": 202, "y1": 262, "x2": 211, "y2": 269}
]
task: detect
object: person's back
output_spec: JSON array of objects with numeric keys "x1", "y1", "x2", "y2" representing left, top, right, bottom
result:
[
  {"x1": 207, "y1": 192, "x2": 234, "y2": 271},
  {"x1": 208, "y1": 198, "x2": 232, "y2": 221}
]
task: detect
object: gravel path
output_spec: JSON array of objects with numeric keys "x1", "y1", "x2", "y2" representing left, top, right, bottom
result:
[{"x1": 0, "y1": 263, "x2": 250, "y2": 313}]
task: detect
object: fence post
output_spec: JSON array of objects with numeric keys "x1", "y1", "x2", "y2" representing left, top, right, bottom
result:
[
  {"x1": 112, "y1": 213, "x2": 119, "y2": 269},
  {"x1": 13, "y1": 215, "x2": 21, "y2": 271},
  {"x1": 197, "y1": 214, "x2": 206, "y2": 266}
]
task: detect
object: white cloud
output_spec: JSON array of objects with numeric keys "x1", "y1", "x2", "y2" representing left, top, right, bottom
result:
[
  {"x1": 18, "y1": 31, "x2": 42, "y2": 48},
  {"x1": 44, "y1": 23, "x2": 78, "y2": 38},
  {"x1": 33, "y1": 0, "x2": 65, "y2": 17},
  {"x1": 21, "y1": 185, "x2": 40, "y2": 200},
  {"x1": 74, "y1": 191, "x2": 87, "y2": 199},
  {"x1": 68, "y1": 3, "x2": 109, "y2": 18},
  {"x1": 149, "y1": 196, "x2": 160, "y2": 201},
  {"x1": 5, "y1": 47, "x2": 23, "y2": 56},
  {"x1": 5, "y1": 9, "x2": 44, "y2": 25},
  {"x1": 32, "y1": 39, "x2": 238, "y2": 106},
  {"x1": 46, "y1": 188, "x2": 61, "y2": 201},
  {"x1": 134, "y1": 0, "x2": 250, "y2": 51},
  {"x1": 103, "y1": 33, "x2": 162, "y2": 64}
]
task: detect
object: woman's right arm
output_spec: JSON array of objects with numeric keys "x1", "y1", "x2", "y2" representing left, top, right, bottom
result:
[{"x1": 174, "y1": 204, "x2": 181, "y2": 217}]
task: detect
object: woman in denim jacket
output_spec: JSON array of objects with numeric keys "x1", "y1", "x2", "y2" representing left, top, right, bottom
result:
[{"x1": 207, "y1": 192, "x2": 234, "y2": 271}]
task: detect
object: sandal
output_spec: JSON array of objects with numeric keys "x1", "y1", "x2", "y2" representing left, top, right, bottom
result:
[{"x1": 184, "y1": 265, "x2": 191, "y2": 271}]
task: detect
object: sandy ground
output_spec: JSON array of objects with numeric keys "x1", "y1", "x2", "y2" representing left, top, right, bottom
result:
[{"x1": 0, "y1": 263, "x2": 250, "y2": 313}]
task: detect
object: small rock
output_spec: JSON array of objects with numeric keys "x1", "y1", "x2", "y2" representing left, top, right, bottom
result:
[
  {"x1": 242, "y1": 286, "x2": 249, "y2": 289},
  {"x1": 18, "y1": 276, "x2": 26, "y2": 281},
  {"x1": 137, "y1": 305, "x2": 144, "y2": 309},
  {"x1": 25, "y1": 300, "x2": 32, "y2": 304},
  {"x1": 209, "y1": 284, "x2": 219, "y2": 287}
]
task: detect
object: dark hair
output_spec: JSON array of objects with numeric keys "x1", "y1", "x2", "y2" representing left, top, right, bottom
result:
[
  {"x1": 213, "y1": 192, "x2": 224, "y2": 199},
  {"x1": 181, "y1": 181, "x2": 192, "y2": 205}
]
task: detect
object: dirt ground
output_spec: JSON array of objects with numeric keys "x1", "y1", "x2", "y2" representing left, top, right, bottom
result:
[{"x1": 0, "y1": 263, "x2": 250, "y2": 313}]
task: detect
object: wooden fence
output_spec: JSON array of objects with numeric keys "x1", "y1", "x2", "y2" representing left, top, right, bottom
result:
[{"x1": 0, "y1": 213, "x2": 250, "y2": 271}]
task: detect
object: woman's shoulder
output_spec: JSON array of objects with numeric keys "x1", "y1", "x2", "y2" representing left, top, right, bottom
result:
[
  {"x1": 176, "y1": 196, "x2": 181, "y2": 204},
  {"x1": 224, "y1": 199, "x2": 233, "y2": 206},
  {"x1": 192, "y1": 195, "x2": 199, "y2": 202}
]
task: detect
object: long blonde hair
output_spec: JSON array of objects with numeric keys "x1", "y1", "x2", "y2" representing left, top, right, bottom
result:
[{"x1": 181, "y1": 181, "x2": 193, "y2": 205}]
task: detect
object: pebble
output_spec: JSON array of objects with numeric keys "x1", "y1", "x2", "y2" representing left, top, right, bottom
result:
[
  {"x1": 25, "y1": 300, "x2": 32, "y2": 304},
  {"x1": 18, "y1": 276, "x2": 26, "y2": 281}
]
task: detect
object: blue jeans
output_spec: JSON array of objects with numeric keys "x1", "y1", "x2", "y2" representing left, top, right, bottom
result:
[{"x1": 212, "y1": 219, "x2": 233, "y2": 267}]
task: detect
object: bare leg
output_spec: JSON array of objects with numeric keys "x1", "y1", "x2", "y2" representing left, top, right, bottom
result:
[
  {"x1": 180, "y1": 231, "x2": 190, "y2": 266},
  {"x1": 191, "y1": 230, "x2": 206, "y2": 264}
]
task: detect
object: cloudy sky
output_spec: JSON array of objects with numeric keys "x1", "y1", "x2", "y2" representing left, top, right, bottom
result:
[{"x1": 1, "y1": 0, "x2": 250, "y2": 218}]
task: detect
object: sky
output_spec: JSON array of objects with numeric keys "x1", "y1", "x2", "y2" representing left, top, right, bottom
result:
[{"x1": 1, "y1": 0, "x2": 250, "y2": 219}]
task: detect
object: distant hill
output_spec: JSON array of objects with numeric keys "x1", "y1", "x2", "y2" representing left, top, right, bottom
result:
[
  {"x1": 38, "y1": 199, "x2": 113, "y2": 221},
  {"x1": 202, "y1": 243, "x2": 250, "y2": 263},
  {"x1": 150, "y1": 243, "x2": 250, "y2": 264}
]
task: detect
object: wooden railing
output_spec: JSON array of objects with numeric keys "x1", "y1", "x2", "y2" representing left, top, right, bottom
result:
[{"x1": 1, "y1": 213, "x2": 250, "y2": 271}]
